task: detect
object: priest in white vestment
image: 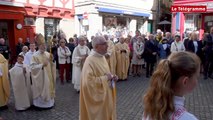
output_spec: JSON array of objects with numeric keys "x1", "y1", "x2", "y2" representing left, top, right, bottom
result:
[
  {"x1": 72, "y1": 36, "x2": 90, "y2": 92},
  {"x1": 9, "y1": 55, "x2": 31, "y2": 110},
  {"x1": 30, "y1": 34, "x2": 56, "y2": 109}
]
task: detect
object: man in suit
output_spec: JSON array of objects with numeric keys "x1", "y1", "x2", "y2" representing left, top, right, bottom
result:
[
  {"x1": 203, "y1": 27, "x2": 213, "y2": 79},
  {"x1": 144, "y1": 34, "x2": 158, "y2": 78}
]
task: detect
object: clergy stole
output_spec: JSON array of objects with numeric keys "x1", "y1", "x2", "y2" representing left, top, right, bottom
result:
[
  {"x1": 0, "y1": 54, "x2": 10, "y2": 107},
  {"x1": 9, "y1": 63, "x2": 31, "y2": 110},
  {"x1": 106, "y1": 40, "x2": 117, "y2": 75},
  {"x1": 31, "y1": 51, "x2": 56, "y2": 101},
  {"x1": 115, "y1": 42, "x2": 130, "y2": 80},
  {"x1": 80, "y1": 53, "x2": 116, "y2": 120}
]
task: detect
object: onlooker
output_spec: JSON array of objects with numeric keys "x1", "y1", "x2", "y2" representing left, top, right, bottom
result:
[
  {"x1": 165, "y1": 32, "x2": 174, "y2": 45},
  {"x1": 158, "y1": 38, "x2": 170, "y2": 59},
  {"x1": 142, "y1": 52, "x2": 200, "y2": 120},
  {"x1": 170, "y1": 35, "x2": 185, "y2": 53},
  {"x1": 155, "y1": 31, "x2": 163, "y2": 43},
  {"x1": 203, "y1": 27, "x2": 213, "y2": 79},
  {"x1": 16, "y1": 38, "x2": 24, "y2": 55},
  {"x1": 0, "y1": 37, "x2": 10, "y2": 60},
  {"x1": 132, "y1": 36, "x2": 144, "y2": 77},
  {"x1": 87, "y1": 36, "x2": 94, "y2": 50},
  {"x1": 144, "y1": 34, "x2": 158, "y2": 78},
  {"x1": 187, "y1": 32, "x2": 203, "y2": 61},
  {"x1": 66, "y1": 37, "x2": 76, "y2": 79},
  {"x1": 57, "y1": 39, "x2": 72, "y2": 84},
  {"x1": 24, "y1": 38, "x2": 30, "y2": 48},
  {"x1": 183, "y1": 32, "x2": 191, "y2": 51},
  {"x1": 51, "y1": 37, "x2": 59, "y2": 69},
  {"x1": 131, "y1": 30, "x2": 141, "y2": 46}
]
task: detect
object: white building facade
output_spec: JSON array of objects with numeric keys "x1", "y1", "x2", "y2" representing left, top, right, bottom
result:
[{"x1": 75, "y1": 0, "x2": 156, "y2": 40}]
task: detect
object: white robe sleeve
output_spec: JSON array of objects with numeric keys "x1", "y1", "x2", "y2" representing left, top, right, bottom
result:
[
  {"x1": 0, "y1": 67, "x2": 2, "y2": 76},
  {"x1": 72, "y1": 48, "x2": 82, "y2": 65},
  {"x1": 24, "y1": 53, "x2": 30, "y2": 65}
]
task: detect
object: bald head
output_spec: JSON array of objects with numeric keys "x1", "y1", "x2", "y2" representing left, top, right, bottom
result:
[
  {"x1": 18, "y1": 38, "x2": 23, "y2": 43},
  {"x1": 148, "y1": 34, "x2": 154, "y2": 40},
  {"x1": 92, "y1": 36, "x2": 108, "y2": 55},
  {"x1": 92, "y1": 36, "x2": 106, "y2": 48},
  {"x1": 0, "y1": 38, "x2": 5, "y2": 44}
]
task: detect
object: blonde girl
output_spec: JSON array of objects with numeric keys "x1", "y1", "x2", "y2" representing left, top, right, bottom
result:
[{"x1": 143, "y1": 51, "x2": 200, "y2": 120}]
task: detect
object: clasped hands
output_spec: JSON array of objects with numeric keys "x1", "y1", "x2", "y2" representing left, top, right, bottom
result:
[
  {"x1": 106, "y1": 73, "x2": 118, "y2": 81},
  {"x1": 120, "y1": 49, "x2": 127, "y2": 53},
  {"x1": 42, "y1": 60, "x2": 49, "y2": 67}
]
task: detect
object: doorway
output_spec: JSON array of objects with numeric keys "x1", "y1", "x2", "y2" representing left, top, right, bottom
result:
[{"x1": 0, "y1": 21, "x2": 9, "y2": 45}]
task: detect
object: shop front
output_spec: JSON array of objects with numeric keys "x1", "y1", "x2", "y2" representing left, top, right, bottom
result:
[
  {"x1": 75, "y1": 0, "x2": 154, "y2": 40},
  {"x1": 172, "y1": 0, "x2": 213, "y2": 39},
  {"x1": 0, "y1": 2, "x2": 25, "y2": 61}
]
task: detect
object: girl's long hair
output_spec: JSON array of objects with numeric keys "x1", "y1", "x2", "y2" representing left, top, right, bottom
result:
[{"x1": 143, "y1": 51, "x2": 200, "y2": 120}]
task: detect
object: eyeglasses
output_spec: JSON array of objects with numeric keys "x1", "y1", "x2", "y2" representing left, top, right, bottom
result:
[{"x1": 61, "y1": 42, "x2": 65, "y2": 43}]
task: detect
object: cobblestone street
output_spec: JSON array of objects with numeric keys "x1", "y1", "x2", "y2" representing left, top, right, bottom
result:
[{"x1": 1, "y1": 75, "x2": 213, "y2": 120}]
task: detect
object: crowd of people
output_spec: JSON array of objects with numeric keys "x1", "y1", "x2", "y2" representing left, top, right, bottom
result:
[{"x1": 0, "y1": 26, "x2": 213, "y2": 120}]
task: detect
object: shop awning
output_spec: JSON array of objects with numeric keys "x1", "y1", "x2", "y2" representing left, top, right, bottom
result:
[{"x1": 97, "y1": 7, "x2": 150, "y2": 17}]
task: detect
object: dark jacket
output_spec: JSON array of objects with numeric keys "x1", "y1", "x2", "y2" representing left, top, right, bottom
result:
[
  {"x1": 0, "y1": 44, "x2": 10, "y2": 59},
  {"x1": 188, "y1": 40, "x2": 203, "y2": 61},
  {"x1": 16, "y1": 43, "x2": 24, "y2": 55},
  {"x1": 158, "y1": 43, "x2": 170, "y2": 59},
  {"x1": 144, "y1": 39, "x2": 158, "y2": 63},
  {"x1": 183, "y1": 38, "x2": 190, "y2": 51},
  {"x1": 203, "y1": 34, "x2": 213, "y2": 61}
]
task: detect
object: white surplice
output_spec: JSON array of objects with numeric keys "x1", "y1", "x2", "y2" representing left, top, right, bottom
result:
[
  {"x1": 72, "y1": 45, "x2": 90, "y2": 91},
  {"x1": 9, "y1": 63, "x2": 31, "y2": 110},
  {"x1": 24, "y1": 50, "x2": 36, "y2": 66},
  {"x1": 24, "y1": 50, "x2": 36, "y2": 104}
]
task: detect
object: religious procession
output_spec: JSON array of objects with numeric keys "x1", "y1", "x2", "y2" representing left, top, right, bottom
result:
[
  {"x1": 1, "y1": 26, "x2": 213, "y2": 119},
  {"x1": 1, "y1": 0, "x2": 213, "y2": 120}
]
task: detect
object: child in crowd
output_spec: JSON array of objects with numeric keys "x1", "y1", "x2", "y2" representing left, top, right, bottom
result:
[{"x1": 143, "y1": 51, "x2": 200, "y2": 120}]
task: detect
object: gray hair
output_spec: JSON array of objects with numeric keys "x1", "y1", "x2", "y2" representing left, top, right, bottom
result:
[
  {"x1": 22, "y1": 46, "x2": 28, "y2": 51},
  {"x1": 92, "y1": 36, "x2": 106, "y2": 48},
  {"x1": 148, "y1": 34, "x2": 154, "y2": 40},
  {"x1": 78, "y1": 35, "x2": 86, "y2": 41}
]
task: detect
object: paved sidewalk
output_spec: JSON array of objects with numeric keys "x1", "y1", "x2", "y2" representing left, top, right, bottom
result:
[{"x1": 1, "y1": 75, "x2": 213, "y2": 120}]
